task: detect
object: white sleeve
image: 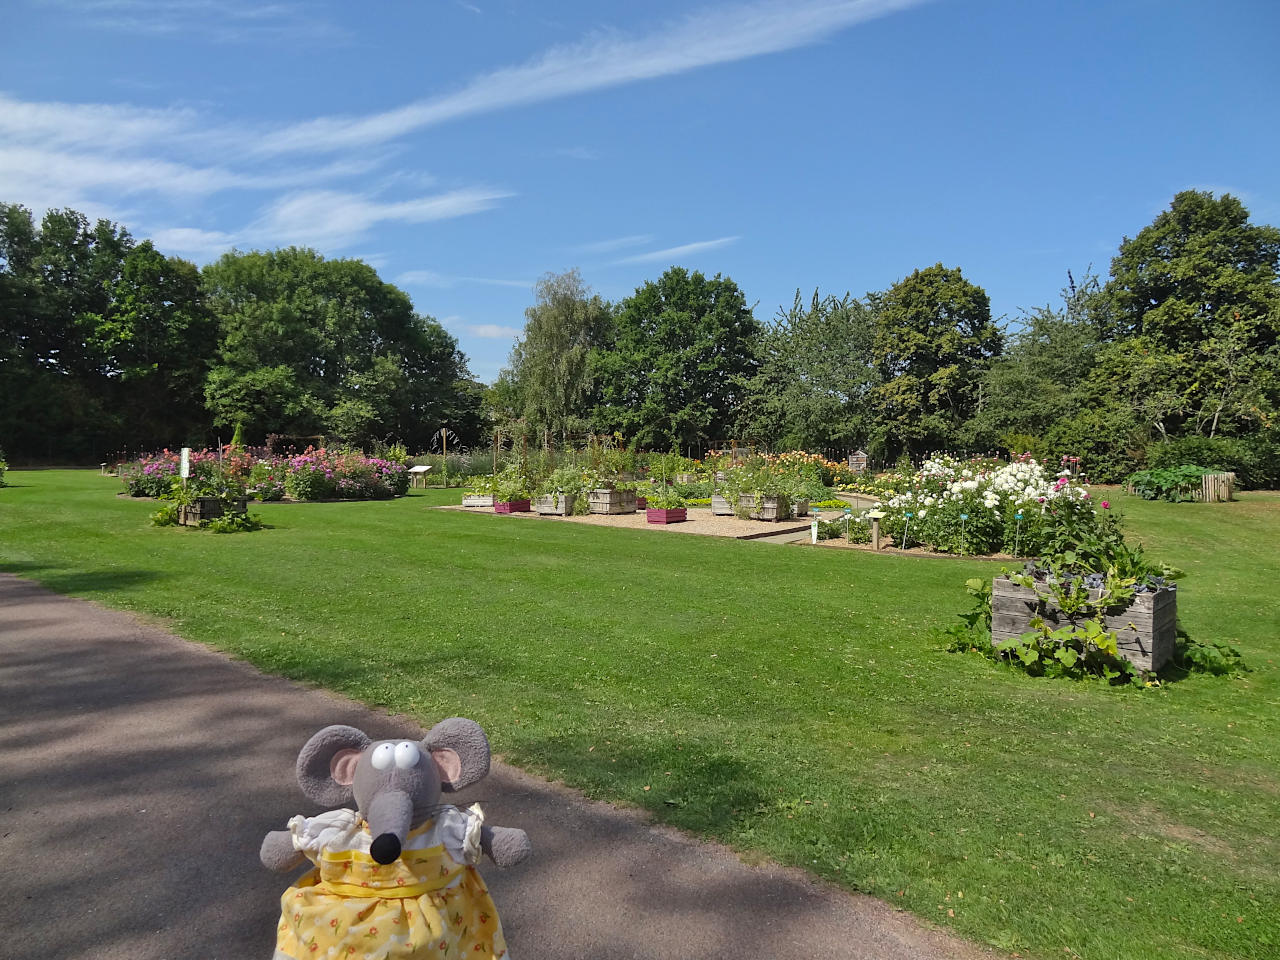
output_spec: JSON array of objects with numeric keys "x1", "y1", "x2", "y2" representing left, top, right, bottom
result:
[
  {"x1": 438, "y1": 804, "x2": 485, "y2": 865},
  {"x1": 288, "y1": 808, "x2": 361, "y2": 860}
]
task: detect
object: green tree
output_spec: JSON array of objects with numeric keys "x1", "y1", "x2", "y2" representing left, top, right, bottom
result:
[
  {"x1": 737, "y1": 289, "x2": 876, "y2": 451},
  {"x1": 202, "y1": 248, "x2": 480, "y2": 449},
  {"x1": 506, "y1": 269, "x2": 611, "y2": 440},
  {"x1": 1105, "y1": 190, "x2": 1280, "y2": 436},
  {"x1": 868, "y1": 263, "x2": 1003, "y2": 455},
  {"x1": 0, "y1": 204, "x2": 135, "y2": 460},
  {"x1": 591, "y1": 267, "x2": 762, "y2": 450},
  {"x1": 970, "y1": 270, "x2": 1105, "y2": 450}
]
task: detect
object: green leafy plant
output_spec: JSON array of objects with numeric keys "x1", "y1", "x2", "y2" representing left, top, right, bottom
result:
[
  {"x1": 201, "y1": 511, "x2": 265, "y2": 533},
  {"x1": 643, "y1": 485, "x2": 688, "y2": 510},
  {"x1": 149, "y1": 503, "x2": 180, "y2": 526},
  {"x1": 1126, "y1": 465, "x2": 1212, "y2": 502}
]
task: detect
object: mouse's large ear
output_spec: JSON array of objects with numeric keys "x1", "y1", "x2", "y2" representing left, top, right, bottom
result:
[
  {"x1": 296, "y1": 725, "x2": 371, "y2": 806},
  {"x1": 422, "y1": 718, "x2": 490, "y2": 792}
]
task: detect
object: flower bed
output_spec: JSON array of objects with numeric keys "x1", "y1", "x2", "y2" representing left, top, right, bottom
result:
[
  {"x1": 121, "y1": 446, "x2": 408, "y2": 502},
  {"x1": 859, "y1": 454, "x2": 1112, "y2": 558}
]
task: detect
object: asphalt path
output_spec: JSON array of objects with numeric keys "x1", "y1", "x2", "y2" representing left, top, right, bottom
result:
[{"x1": 0, "y1": 573, "x2": 994, "y2": 960}]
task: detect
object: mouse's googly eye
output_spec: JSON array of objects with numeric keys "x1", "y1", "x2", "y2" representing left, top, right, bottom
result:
[
  {"x1": 370, "y1": 743, "x2": 395, "y2": 770},
  {"x1": 394, "y1": 741, "x2": 421, "y2": 769}
]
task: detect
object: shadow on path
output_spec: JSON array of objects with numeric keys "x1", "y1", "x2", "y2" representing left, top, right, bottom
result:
[{"x1": 0, "y1": 573, "x2": 993, "y2": 960}]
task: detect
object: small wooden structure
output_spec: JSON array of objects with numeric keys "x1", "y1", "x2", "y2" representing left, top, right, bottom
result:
[
  {"x1": 847, "y1": 450, "x2": 869, "y2": 473},
  {"x1": 1199, "y1": 472, "x2": 1234, "y2": 503},
  {"x1": 740, "y1": 494, "x2": 792, "y2": 521},
  {"x1": 408, "y1": 465, "x2": 433, "y2": 488},
  {"x1": 178, "y1": 497, "x2": 247, "y2": 527},
  {"x1": 991, "y1": 575, "x2": 1176, "y2": 673},
  {"x1": 710, "y1": 493, "x2": 734, "y2": 516},
  {"x1": 534, "y1": 494, "x2": 576, "y2": 516},
  {"x1": 461, "y1": 494, "x2": 494, "y2": 508},
  {"x1": 588, "y1": 488, "x2": 636, "y2": 514}
]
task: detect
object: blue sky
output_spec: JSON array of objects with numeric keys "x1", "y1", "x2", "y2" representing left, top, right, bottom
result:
[{"x1": 4, "y1": 0, "x2": 1278, "y2": 382}]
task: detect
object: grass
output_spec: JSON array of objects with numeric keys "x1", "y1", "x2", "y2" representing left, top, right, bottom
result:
[{"x1": 2, "y1": 470, "x2": 1278, "y2": 960}]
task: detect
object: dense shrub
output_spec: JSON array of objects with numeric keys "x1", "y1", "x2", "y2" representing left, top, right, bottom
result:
[{"x1": 1145, "y1": 434, "x2": 1280, "y2": 489}]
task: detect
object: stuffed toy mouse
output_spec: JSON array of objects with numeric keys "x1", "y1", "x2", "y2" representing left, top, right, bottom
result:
[{"x1": 261, "y1": 718, "x2": 531, "y2": 959}]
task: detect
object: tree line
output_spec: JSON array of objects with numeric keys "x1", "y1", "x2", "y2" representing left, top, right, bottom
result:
[
  {"x1": 496, "y1": 191, "x2": 1280, "y2": 482},
  {"x1": 0, "y1": 204, "x2": 484, "y2": 462},
  {"x1": 3, "y1": 190, "x2": 1277, "y2": 481}
]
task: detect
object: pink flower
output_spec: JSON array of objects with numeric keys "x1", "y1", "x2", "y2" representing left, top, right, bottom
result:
[{"x1": 1101, "y1": 500, "x2": 1110, "y2": 509}]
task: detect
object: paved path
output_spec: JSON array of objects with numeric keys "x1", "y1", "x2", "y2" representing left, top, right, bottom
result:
[{"x1": 0, "y1": 573, "x2": 994, "y2": 960}]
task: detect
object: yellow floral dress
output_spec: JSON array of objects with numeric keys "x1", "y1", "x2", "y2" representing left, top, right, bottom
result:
[{"x1": 273, "y1": 804, "x2": 509, "y2": 960}]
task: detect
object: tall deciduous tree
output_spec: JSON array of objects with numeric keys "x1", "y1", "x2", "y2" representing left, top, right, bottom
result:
[
  {"x1": 1104, "y1": 190, "x2": 1280, "y2": 436},
  {"x1": 869, "y1": 263, "x2": 1003, "y2": 454},
  {"x1": 738, "y1": 289, "x2": 876, "y2": 451},
  {"x1": 592, "y1": 267, "x2": 761, "y2": 450},
  {"x1": 505, "y1": 269, "x2": 611, "y2": 440},
  {"x1": 202, "y1": 248, "x2": 481, "y2": 449}
]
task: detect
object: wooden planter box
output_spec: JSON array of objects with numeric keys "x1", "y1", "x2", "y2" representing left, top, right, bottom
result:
[
  {"x1": 793, "y1": 499, "x2": 810, "y2": 517},
  {"x1": 588, "y1": 488, "x2": 636, "y2": 514},
  {"x1": 462, "y1": 494, "x2": 494, "y2": 508},
  {"x1": 494, "y1": 499, "x2": 531, "y2": 514},
  {"x1": 534, "y1": 493, "x2": 576, "y2": 516},
  {"x1": 646, "y1": 507, "x2": 687, "y2": 524},
  {"x1": 991, "y1": 575, "x2": 1177, "y2": 672},
  {"x1": 635, "y1": 495, "x2": 648, "y2": 509},
  {"x1": 178, "y1": 497, "x2": 247, "y2": 527},
  {"x1": 675, "y1": 473, "x2": 701, "y2": 484},
  {"x1": 740, "y1": 494, "x2": 792, "y2": 521},
  {"x1": 711, "y1": 493, "x2": 735, "y2": 516}
]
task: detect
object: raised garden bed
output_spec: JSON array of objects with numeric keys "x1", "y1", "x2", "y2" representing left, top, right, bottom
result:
[
  {"x1": 646, "y1": 507, "x2": 687, "y2": 524},
  {"x1": 534, "y1": 494, "x2": 576, "y2": 516},
  {"x1": 711, "y1": 493, "x2": 734, "y2": 516},
  {"x1": 991, "y1": 575, "x2": 1177, "y2": 672},
  {"x1": 462, "y1": 494, "x2": 494, "y2": 508},
  {"x1": 178, "y1": 496, "x2": 247, "y2": 527},
  {"x1": 740, "y1": 494, "x2": 792, "y2": 521},
  {"x1": 494, "y1": 499, "x2": 531, "y2": 514},
  {"x1": 588, "y1": 488, "x2": 636, "y2": 515}
]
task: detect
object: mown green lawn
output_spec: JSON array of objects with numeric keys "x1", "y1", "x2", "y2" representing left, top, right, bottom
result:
[{"x1": 2, "y1": 470, "x2": 1277, "y2": 959}]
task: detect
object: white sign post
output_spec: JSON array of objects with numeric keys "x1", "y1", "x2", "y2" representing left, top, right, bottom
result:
[{"x1": 179, "y1": 447, "x2": 191, "y2": 479}]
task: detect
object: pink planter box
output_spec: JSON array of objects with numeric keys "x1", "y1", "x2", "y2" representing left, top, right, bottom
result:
[
  {"x1": 494, "y1": 500, "x2": 531, "y2": 514},
  {"x1": 636, "y1": 496, "x2": 648, "y2": 509},
  {"x1": 646, "y1": 507, "x2": 687, "y2": 524}
]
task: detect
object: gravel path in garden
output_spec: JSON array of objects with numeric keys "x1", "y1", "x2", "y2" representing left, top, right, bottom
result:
[
  {"x1": 0, "y1": 573, "x2": 996, "y2": 960},
  {"x1": 439, "y1": 503, "x2": 813, "y2": 540}
]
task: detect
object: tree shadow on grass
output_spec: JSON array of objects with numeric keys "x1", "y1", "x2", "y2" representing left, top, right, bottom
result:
[{"x1": 0, "y1": 561, "x2": 168, "y2": 596}]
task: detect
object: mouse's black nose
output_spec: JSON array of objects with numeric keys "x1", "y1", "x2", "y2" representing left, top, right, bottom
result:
[{"x1": 370, "y1": 833, "x2": 402, "y2": 865}]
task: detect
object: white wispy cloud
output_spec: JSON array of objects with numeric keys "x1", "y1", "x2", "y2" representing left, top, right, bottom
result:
[
  {"x1": 397, "y1": 270, "x2": 532, "y2": 289},
  {"x1": 148, "y1": 188, "x2": 511, "y2": 257},
  {"x1": 465, "y1": 323, "x2": 522, "y2": 339},
  {"x1": 613, "y1": 236, "x2": 741, "y2": 264},
  {"x1": 573, "y1": 234, "x2": 653, "y2": 254},
  {"x1": 39, "y1": 0, "x2": 348, "y2": 44},
  {"x1": 252, "y1": 0, "x2": 928, "y2": 155}
]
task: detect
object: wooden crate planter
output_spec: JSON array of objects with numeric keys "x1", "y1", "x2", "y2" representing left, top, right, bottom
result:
[
  {"x1": 646, "y1": 507, "x2": 687, "y2": 524},
  {"x1": 588, "y1": 488, "x2": 636, "y2": 514},
  {"x1": 675, "y1": 473, "x2": 701, "y2": 484},
  {"x1": 462, "y1": 494, "x2": 494, "y2": 508},
  {"x1": 740, "y1": 494, "x2": 792, "y2": 521},
  {"x1": 991, "y1": 575, "x2": 1177, "y2": 672},
  {"x1": 493, "y1": 499, "x2": 531, "y2": 514},
  {"x1": 178, "y1": 497, "x2": 247, "y2": 527},
  {"x1": 534, "y1": 494, "x2": 576, "y2": 516},
  {"x1": 793, "y1": 498, "x2": 810, "y2": 518},
  {"x1": 635, "y1": 495, "x2": 648, "y2": 509},
  {"x1": 711, "y1": 493, "x2": 734, "y2": 516}
]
